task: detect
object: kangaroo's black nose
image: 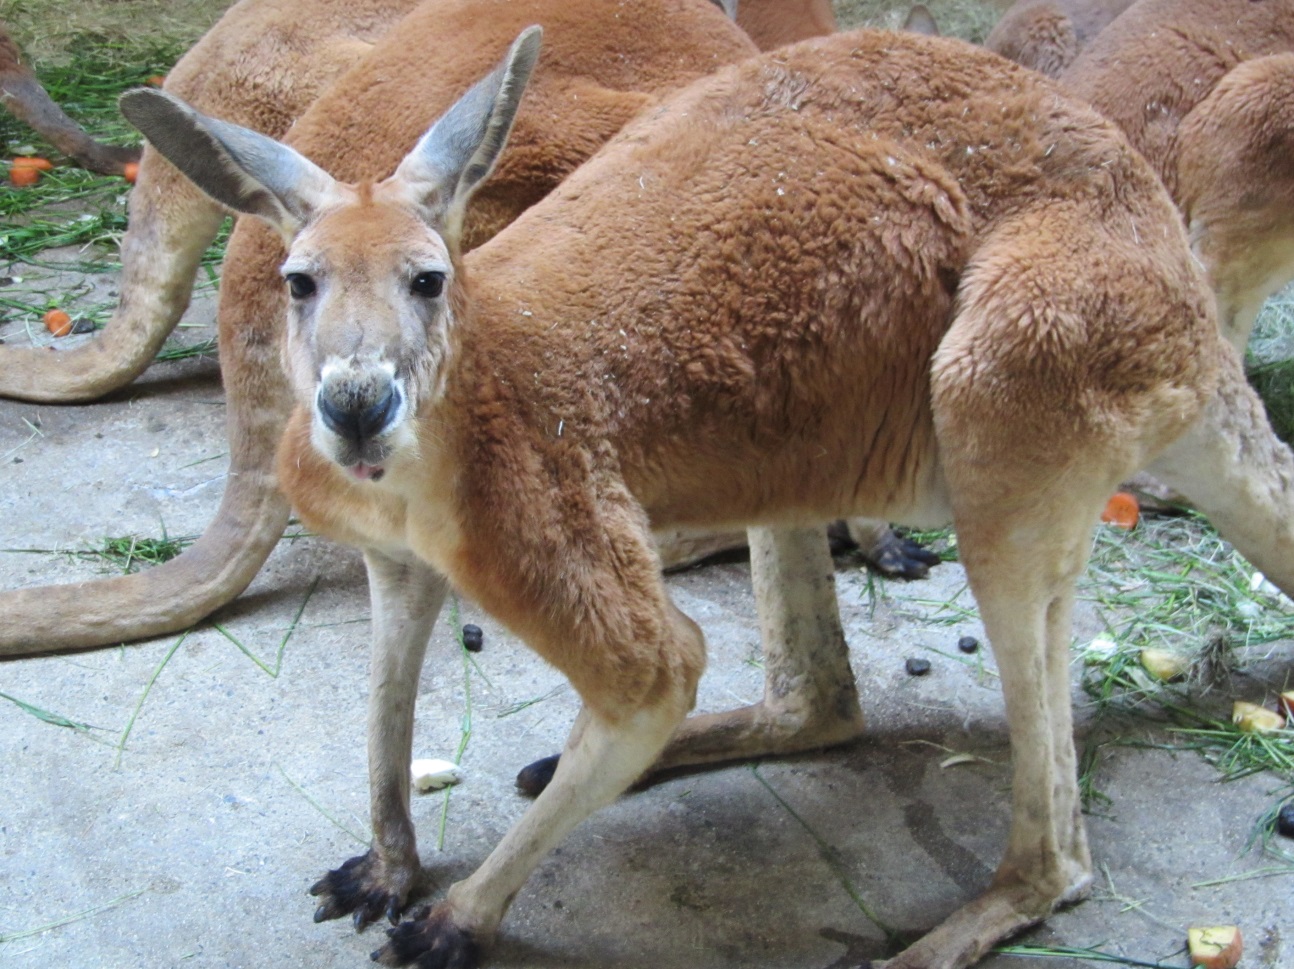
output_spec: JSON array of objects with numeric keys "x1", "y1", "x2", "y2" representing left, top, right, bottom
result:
[{"x1": 318, "y1": 383, "x2": 399, "y2": 443}]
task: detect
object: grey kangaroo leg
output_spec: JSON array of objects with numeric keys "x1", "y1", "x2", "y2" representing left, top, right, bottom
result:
[{"x1": 311, "y1": 551, "x2": 449, "y2": 930}]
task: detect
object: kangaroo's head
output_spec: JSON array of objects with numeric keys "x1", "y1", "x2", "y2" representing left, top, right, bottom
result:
[{"x1": 122, "y1": 26, "x2": 542, "y2": 481}]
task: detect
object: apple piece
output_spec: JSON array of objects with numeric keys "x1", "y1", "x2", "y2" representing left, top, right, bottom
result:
[
  {"x1": 1278, "y1": 691, "x2": 1294, "y2": 720},
  {"x1": 410, "y1": 758, "x2": 464, "y2": 792},
  {"x1": 1139, "y1": 648, "x2": 1189, "y2": 682},
  {"x1": 1187, "y1": 925, "x2": 1242, "y2": 969},
  {"x1": 1231, "y1": 701, "x2": 1285, "y2": 734}
]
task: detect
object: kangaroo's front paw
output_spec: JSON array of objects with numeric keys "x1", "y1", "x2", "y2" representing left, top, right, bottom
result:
[
  {"x1": 310, "y1": 849, "x2": 416, "y2": 930},
  {"x1": 372, "y1": 903, "x2": 480, "y2": 969}
]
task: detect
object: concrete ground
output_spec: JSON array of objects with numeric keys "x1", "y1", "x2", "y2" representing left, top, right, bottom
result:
[{"x1": 2, "y1": 265, "x2": 1293, "y2": 969}]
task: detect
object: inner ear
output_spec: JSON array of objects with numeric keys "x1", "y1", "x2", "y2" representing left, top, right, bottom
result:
[{"x1": 389, "y1": 25, "x2": 543, "y2": 236}]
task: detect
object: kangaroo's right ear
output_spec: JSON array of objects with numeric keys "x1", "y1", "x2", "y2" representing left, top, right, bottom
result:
[
  {"x1": 390, "y1": 25, "x2": 543, "y2": 244},
  {"x1": 119, "y1": 88, "x2": 335, "y2": 240}
]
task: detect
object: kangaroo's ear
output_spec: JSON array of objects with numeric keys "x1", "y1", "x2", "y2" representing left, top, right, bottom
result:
[
  {"x1": 119, "y1": 88, "x2": 335, "y2": 239},
  {"x1": 709, "y1": 0, "x2": 738, "y2": 20},
  {"x1": 390, "y1": 25, "x2": 543, "y2": 242},
  {"x1": 903, "y1": 4, "x2": 940, "y2": 36}
]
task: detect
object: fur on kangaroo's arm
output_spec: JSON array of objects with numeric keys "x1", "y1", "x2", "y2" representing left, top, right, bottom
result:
[
  {"x1": 0, "y1": 0, "x2": 779, "y2": 656},
  {"x1": 120, "y1": 20, "x2": 1294, "y2": 969}
]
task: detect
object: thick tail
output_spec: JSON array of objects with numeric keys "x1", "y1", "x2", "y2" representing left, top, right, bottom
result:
[
  {"x1": 0, "y1": 219, "x2": 294, "y2": 657},
  {"x1": 0, "y1": 149, "x2": 224, "y2": 402},
  {"x1": 0, "y1": 26, "x2": 140, "y2": 174},
  {"x1": 0, "y1": 461, "x2": 289, "y2": 657}
]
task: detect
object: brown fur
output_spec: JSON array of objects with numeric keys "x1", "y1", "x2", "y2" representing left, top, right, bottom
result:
[
  {"x1": 0, "y1": 0, "x2": 794, "y2": 654},
  {"x1": 124, "y1": 25, "x2": 1294, "y2": 969},
  {"x1": 984, "y1": 0, "x2": 1135, "y2": 77}
]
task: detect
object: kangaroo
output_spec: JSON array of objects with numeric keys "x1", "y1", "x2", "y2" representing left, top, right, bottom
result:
[
  {"x1": 1060, "y1": 0, "x2": 1294, "y2": 351},
  {"x1": 983, "y1": 0, "x2": 1136, "y2": 77},
  {"x1": 0, "y1": 0, "x2": 781, "y2": 655},
  {"x1": 0, "y1": 0, "x2": 829, "y2": 405},
  {"x1": 121, "y1": 23, "x2": 1294, "y2": 969}
]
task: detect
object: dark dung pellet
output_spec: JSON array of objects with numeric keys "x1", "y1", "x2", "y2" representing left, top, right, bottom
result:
[
  {"x1": 1278, "y1": 801, "x2": 1294, "y2": 838},
  {"x1": 905, "y1": 657, "x2": 931, "y2": 676},
  {"x1": 461, "y1": 623, "x2": 484, "y2": 652},
  {"x1": 958, "y1": 635, "x2": 980, "y2": 654}
]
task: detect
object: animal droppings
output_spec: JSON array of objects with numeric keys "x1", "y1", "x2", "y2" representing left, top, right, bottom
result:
[
  {"x1": 462, "y1": 624, "x2": 484, "y2": 652},
  {"x1": 957, "y1": 635, "x2": 979, "y2": 654},
  {"x1": 1277, "y1": 801, "x2": 1294, "y2": 838},
  {"x1": 905, "y1": 657, "x2": 932, "y2": 676}
]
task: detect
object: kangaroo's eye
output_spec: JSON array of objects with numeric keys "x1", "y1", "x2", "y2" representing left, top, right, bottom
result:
[
  {"x1": 411, "y1": 271, "x2": 445, "y2": 298},
  {"x1": 286, "y1": 273, "x2": 316, "y2": 299}
]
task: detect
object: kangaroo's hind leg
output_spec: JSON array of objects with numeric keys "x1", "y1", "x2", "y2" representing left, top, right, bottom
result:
[
  {"x1": 1147, "y1": 340, "x2": 1294, "y2": 595},
  {"x1": 515, "y1": 524, "x2": 866, "y2": 795}
]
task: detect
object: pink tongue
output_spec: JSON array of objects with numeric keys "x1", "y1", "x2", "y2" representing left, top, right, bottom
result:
[{"x1": 351, "y1": 463, "x2": 384, "y2": 481}]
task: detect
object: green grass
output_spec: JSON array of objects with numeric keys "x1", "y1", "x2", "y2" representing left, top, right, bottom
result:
[
  {"x1": 1247, "y1": 283, "x2": 1294, "y2": 445},
  {"x1": 835, "y1": 0, "x2": 1000, "y2": 41},
  {"x1": 4, "y1": 530, "x2": 193, "y2": 574}
]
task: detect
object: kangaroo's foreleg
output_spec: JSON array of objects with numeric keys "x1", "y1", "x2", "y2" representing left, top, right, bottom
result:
[
  {"x1": 311, "y1": 551, "x2": 449, "y2": 930},
  {"x1": 516, "y1": 525, "x2": 864, "y2": 795}
]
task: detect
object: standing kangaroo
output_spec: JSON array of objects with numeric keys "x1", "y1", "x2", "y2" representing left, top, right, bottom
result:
[{"x1": 122, "y1": 24, "x2": 1294, "y2": 969}]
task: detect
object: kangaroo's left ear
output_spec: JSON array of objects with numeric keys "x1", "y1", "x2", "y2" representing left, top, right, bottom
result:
[
  {"x1": 390, "y1": 25, "x2": 543, "y2": 243},
  {"x1": 120, "y1": 88, "x2": 335, "y2": 240}
]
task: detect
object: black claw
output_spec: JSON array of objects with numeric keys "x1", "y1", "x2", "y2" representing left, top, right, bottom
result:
[
  {"x1": 314, "y1": 905, "x2": 331, "y2": 924},
  {"x1": 387, "y1": 898, "x2": 402, "y2": 925},
  {"x1": 374, "y1": 903, "x2": 480, "y2": 969},
  {"x1": 515, "y1": 753, "x2": 560, "y2": 797}
]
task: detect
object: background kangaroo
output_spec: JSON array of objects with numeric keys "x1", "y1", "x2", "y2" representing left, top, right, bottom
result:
[{"x1": 123, "y1": 21, "x2": 1294, "y2": 969}]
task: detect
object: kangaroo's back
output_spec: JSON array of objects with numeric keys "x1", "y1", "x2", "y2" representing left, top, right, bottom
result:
[{"x1": 456, "y1": 30, "x2": 1216, "y2": 530}]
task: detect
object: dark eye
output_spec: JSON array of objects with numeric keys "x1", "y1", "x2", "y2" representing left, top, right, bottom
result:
[
  {"x1": 411, "y1": 271, "x2": 445, "y2": 298},
  {"x1": 286, "y1": 273, "x2": 316, "y2": 299}
]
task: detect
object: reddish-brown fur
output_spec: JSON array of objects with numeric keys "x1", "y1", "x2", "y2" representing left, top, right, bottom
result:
[
  {"x1": 984, "y1": 0, "x2": 1135, "y2": 77},
  {"x1": 121, "y1": 24, "x2": 1294, "y2": 969},
  {"x1": 0, "y1": 0, "x2": 789, "y2": 654}
]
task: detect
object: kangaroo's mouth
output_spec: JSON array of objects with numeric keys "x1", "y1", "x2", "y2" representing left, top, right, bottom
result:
[{"x1": 349, "y1": 462, "x2": 386, "y2": 482}]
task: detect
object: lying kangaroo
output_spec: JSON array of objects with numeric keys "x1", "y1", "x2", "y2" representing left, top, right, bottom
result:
[{"x1": 122, "y1": 23, "x2": 1294, "y2": 969}]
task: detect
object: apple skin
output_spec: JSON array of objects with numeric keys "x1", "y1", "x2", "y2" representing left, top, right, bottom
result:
[{"x1": 1187, "y1": 925, "x2": 1243, "y2": 969}]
